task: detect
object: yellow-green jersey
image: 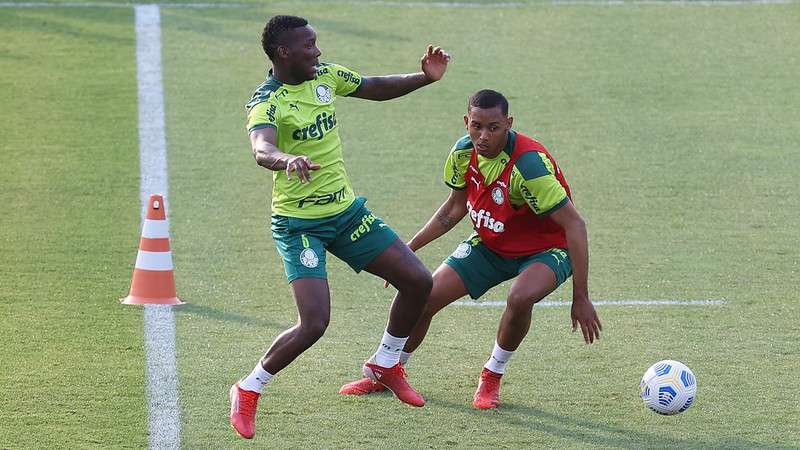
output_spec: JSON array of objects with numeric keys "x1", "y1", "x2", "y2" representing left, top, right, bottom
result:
[
  {"x1": 246, "y1": 63, "x2": 363, "y2": 218},
  {"x1": 443, "y1": 131, "x2": 569, "y2": 216}
]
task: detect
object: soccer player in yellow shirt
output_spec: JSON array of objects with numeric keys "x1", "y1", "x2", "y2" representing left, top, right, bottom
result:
[{"x1": 229, "y1": 15, "x2": 450, "y2": 439}]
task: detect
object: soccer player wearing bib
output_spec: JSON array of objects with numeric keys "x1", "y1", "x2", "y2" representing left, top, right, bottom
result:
[
  {"x1": 229, "y1": 15, "x2": 450, "y2": 439},
  {"x1": 340, "y1": 90, "x2": 602, "y2": 409}
]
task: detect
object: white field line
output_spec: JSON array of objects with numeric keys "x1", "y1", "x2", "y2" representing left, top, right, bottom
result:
[
  {"x1": 1, "y1": 0, "x2": 797, "y2": 7},
  {"x1": 454, "y1": 299, "x2": 727, "y2": 307},
  {"x1": 136, "y1": 4, "x2": 181, "y2": 450}
]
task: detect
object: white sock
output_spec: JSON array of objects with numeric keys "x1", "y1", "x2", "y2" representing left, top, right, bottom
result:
[
  {"x1": 371, "y1": 330, "x2": 408, "y2": 368},
  {"x1": 484, "y1": 341, "x2": 514, "y2": 374},
  {"x1": 239, "y1": 361, "x2": 273, "y2": 393},
  {"x1": 399, "y1": 351, "x2": 413, "y2": 367}
]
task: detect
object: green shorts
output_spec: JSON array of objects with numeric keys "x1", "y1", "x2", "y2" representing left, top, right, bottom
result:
[
  {"x1": 271, "y1": 197, "x2": 399, "y2": 283},
  {"x1": 444, "y1": 235, "x2": 573, "y2": 299}
]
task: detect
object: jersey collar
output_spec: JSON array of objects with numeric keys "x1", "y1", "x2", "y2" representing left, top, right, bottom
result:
[
  {"x1": 503, "y1": 130, "x2": 517, "y2": 158},
  {"x1": 265, "y1": 69, "x2": 284, "y2": 90},
  {"x1": 266, "y1": 68, "x2": 319, "y2": 88}
]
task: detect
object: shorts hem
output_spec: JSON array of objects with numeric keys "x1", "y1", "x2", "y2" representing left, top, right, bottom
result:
[
  {"x1": 287, "y1": 273, "x2": 328, "y2": 284},
  {"x1": 519, "y1": 249, "x2": 571, "y2": 287},
  {"x1": 444, "y1": 258, "x2": 484, "y2": 299},
  {"x1": 346, "y1": 234, "x2": 398, "y2": 273}
]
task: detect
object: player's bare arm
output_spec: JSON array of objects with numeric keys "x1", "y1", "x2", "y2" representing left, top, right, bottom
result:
[
  {"x1": 407, "y1": 188, "x2": 468, "y2": 252},
  {"x1": 382, "y1": 188, "x2": 467, "y2": 288},
  {"x1": 549, "y1": 201, "x2": 602, "y2": 344},
  {"x1": 350, "y1": 45, "x2": 450, "y2": 101},
  {"x1": 250, "y1": 127, "x2": 321, "y2": 183}
]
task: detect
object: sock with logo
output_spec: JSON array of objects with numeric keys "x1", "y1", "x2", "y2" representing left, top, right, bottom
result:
[
  {"x1": 239, "y1": 361, "x2": 273, "y2": 394},
  {"x1": 371, "y1": 330, "x2": 408, "y2": 368},
  {"x1": 483, "y1": 341, "x2": 514, "y2": 374},
  {"x1": 399, "y1": 351, "x2": 413, "y2": 367}
]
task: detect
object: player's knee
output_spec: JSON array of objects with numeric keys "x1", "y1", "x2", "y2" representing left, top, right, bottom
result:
[
  {"x1": 397, "y1": 267, "x2": 433, "y2": 299},
  {"x1": 412, "y1": 274, "x2": 433, "y2": 302},
  {"x1": 417, "y1": 271, "x2": 433, "y2": 297},
  {"x1": 412, "y1": 266, "x2": 433, "y2": 295},
  {"x1": 506, "y1": 290, "x2": 536, "y2": 313},
  {"x1": 298, "y1": 317, "x2": 328, "y2": 342},
  {"x1": 421, "y1": 301, "x2": 439, "y2": 318}
]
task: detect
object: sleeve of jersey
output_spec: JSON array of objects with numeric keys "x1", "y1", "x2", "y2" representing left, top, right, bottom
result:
[
  {"x1": 246, "y1": 99, "x2": 280, "y2": 133},
  {"x1": 516, "y1": 152, "x2": 569, "y2": 215},
  {"x1": 328, "y1": 63, "x2": 363, "y2": 97},
  {"x1": 443, "y1": 149, "x2": 469, "y2": 190}
]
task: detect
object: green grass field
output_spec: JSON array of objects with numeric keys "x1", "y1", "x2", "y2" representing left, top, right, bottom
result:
[{"x1": 2, "y1": 1, "x2": 799, "y2": 448}]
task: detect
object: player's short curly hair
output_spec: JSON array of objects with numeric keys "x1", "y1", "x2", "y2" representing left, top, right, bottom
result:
[
  {"x1": 261, "y1": 15, "x2": 308, "y2": 61},
  {"x1": 469, "y1": 89, "x2": 509, "y2": 116}
]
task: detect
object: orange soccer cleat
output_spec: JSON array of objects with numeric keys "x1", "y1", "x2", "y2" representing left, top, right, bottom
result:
[
  {"x1": 363, "y1": 362, "x2": 425, "y2": 407},
  {"x1": 472, "y1": 368, "x2": 503, "y2": 409},
  {"x1": 339, "y1": 376, "x2": 387, "y2": 395},
  {"x1": 229, "y1": 383, "x2": 260, "y2": 439}
]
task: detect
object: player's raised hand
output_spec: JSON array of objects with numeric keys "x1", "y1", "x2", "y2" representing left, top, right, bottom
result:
[
  {"x1": 571, "y1": 296, "x2": 602, "y2": 344},
  {"x1": 421, "y1": 44, "x2": 450, "y2": 82},
  {"x1": 285, "y1": 155, "x2": 321, "y2": 183}
]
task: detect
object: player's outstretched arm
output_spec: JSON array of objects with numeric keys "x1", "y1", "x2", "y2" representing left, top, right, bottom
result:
[
  {"x1": 550, "y1": 201, "x2": 602, "y2": 344},
  {"x1": 250, "y1": 127, "x2": 320, "y2": 183},
  {"x1": 350, "y1": 45, "x2": 450, "y2": 101},
  {"x1": 408, "y1": 188, "x2": 467, "y2": 252}
]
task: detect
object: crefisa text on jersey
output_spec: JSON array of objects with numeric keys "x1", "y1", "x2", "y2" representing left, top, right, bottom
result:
[{"x1": 292, "y1": 111, "x2": 337, "y2": 141}]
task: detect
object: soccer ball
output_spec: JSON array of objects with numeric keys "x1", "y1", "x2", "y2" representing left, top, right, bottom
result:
[{"x1": 639, "y1": 360, "x2": 697, "y2": 415}]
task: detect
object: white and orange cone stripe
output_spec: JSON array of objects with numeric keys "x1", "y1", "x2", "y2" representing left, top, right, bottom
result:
[{"x1": 121, "y1": 194, "x2": 184, "y2": 305}]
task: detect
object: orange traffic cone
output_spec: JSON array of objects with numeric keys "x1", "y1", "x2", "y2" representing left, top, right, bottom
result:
[{"x1": 121, "y1": 194, "x2": 184, "y2": 305}]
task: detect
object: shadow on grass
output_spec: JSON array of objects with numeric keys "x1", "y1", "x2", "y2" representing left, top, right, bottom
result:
[
  {"x1": 430, "y1": 398, "x2": 790, "y2": 450},
  {"x1": 175, "y1": 303, "x2": 283, "y2": 328}
]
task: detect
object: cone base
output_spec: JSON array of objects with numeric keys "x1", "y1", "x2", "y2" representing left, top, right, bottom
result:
[{"x1": 121, "y1": 295, "x2": 185, "y2": 306}]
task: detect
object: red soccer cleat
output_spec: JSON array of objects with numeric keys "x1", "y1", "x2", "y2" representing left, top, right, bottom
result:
[
  {"x1": 363, "y1": 362, "x2": 425, "y2": 407},
  {"x1": 339, "y1": 376, "x2": 387, "y2": 395},
  {"x1": 472, "y1": 368, "x2": 503, "y2": 409},
  {"x1": 229, "y1": 383, "x2": 260, "y2": 439}
]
